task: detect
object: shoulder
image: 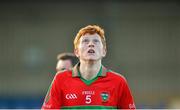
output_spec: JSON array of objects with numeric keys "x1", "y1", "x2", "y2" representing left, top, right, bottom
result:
[
  {"x1": 107, "y1": 70, "x2": 127, "y2": 83},
  {"x1": 51, "y1": 70, "x2": 73, "y2": 86},
  {"x1": 54, "y1": 69, "x2": 72, "y2": 80}
]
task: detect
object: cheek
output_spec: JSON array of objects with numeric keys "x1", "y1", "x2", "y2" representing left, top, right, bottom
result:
[
  {"x1": 66, "y1": 62, "x2": 72, "y2": 68},
  {"x1": 76, "y1": 47, "x2": 85, "y2": 57},
  {"x1": 79, "y1": 45, "x2": 87, "y2": 52},
  {"x1": 78, "y1": 43, "x2": 83, "y2": 50},
  {"x1": 98, "y1": 46, "x2": 104, "y2": 52}
]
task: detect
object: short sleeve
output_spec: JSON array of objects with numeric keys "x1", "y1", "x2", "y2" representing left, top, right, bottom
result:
[
  {"x1": 41, "y1": 74, "x2": 62, "y2": 109},
  {"x1": 118, "y1": 78, "x2": 136, "y2": 109}
]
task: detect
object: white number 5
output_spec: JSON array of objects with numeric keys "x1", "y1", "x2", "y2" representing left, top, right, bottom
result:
[{"x1": 85, "y1": 95, "x2": 91, "y2": 104}]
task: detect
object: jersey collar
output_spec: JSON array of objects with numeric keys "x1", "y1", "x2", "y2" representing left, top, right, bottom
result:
[{"x1": 72, "y1": 62, "x2": 107, "y2": 77}]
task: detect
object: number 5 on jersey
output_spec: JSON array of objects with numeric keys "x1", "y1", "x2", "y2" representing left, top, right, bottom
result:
[{"x1": 85, "y1": 95, "x2": 91, "y2": 104}]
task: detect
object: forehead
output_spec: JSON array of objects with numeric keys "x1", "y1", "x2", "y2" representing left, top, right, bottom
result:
[
  {"x1": 57, "y1": 59, "x2": 71, "y2": 65},
  {"x1": 80, "y1": 33, "x2": 101, "y2": 40}
]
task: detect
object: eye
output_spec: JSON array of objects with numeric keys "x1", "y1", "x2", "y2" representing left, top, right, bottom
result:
[
  {"x1": 93, "y1": 39, "x2": 100, "y2": 43},
  {"x1": 82, "y1": 39, "x2": 89, "y2": 43}
]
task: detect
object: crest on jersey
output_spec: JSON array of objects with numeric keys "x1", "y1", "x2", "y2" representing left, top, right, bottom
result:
[{"x1": 101, "y1": 92, "x2": 109, "y2": 102}]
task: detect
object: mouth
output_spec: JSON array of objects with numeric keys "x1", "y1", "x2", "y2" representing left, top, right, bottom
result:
[{"x1": 87, "y1": 49, "x2": 95, "y2": 54}]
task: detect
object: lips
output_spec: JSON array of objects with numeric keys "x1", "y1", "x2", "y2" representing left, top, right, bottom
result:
[{"x1": 88, "y1": 49, "x2": 95, "y2": 53}]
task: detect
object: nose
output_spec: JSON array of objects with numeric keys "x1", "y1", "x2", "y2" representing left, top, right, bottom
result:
[{"x1": 88, "y1": 41, "x2": 94, "y2": 47}]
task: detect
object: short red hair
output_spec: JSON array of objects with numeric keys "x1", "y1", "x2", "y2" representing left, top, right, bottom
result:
[{"x1": 74, "y1": 25, "x2": 106, "y2": 50}]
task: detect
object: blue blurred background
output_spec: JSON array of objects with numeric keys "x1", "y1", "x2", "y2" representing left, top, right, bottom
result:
[{"x1": 0, "y1": 0, "x2": 180, "y2": 109}]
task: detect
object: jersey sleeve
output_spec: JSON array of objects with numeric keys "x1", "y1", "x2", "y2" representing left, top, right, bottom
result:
[
  {"x1": 41, "y1": 74, "x2": 62, "y2": 109},
  {"x1": 118, "y1": 78, "x2": 136, "y2": 109}
]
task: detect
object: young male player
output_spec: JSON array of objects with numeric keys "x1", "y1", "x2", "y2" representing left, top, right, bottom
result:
[{"x1": 42, "y1": 25, "x2": 136, "y2": 109}]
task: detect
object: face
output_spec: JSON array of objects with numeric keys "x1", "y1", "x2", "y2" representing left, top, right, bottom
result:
[
  {"x1": 75, "y1": 33, "x2": 106, "y2": 61},
  {"x1": 56, "y1": 59, "x2": 72, "y2": 72}
]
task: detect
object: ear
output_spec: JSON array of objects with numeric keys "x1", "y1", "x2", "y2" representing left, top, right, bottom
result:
[
  {"x1": 74, "y1": 49, "x2": 79, "y2": 58},
  {"x1": 102, "y1": 47, "x2": 107, "y2": 57}
]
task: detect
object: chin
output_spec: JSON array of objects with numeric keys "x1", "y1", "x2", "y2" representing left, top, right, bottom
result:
[
  {"x1": 83, "y1": 55, "x2": 100, "y2": 61},
  {"x1": 87, "y1": 57, "x2": 100, "y2": 61},
  {"x1": 84, "y1": 57, "x2": 97, "y2": 61},
  {"x1": 87, "y1": 58, "x2": 96, "y2": 61}
]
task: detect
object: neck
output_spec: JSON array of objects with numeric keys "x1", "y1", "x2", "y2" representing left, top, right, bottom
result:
[{"x1": 79, "y1": 60, "x2": 102, "y2": 80}]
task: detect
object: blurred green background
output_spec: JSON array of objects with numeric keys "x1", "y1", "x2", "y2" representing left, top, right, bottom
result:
[{"x1": 0, "y1": 0, "x2": 180, "y2": 108}]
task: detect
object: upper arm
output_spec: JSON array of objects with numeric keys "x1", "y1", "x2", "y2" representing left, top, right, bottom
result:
[
  {"x1": 42, "y1": 75, "x2": 62, "y2": 109},
  {"x1": 118, "y1": 78, "x2": 136, "y2": 109}
]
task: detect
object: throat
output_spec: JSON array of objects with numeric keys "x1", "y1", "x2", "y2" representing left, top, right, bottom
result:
[
  {"x1": 82, "y1": 69, "x2": 97, "y2": 80},
  {"x1": 79, "y1": 62, "x2": 101, "y2": 80}
]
